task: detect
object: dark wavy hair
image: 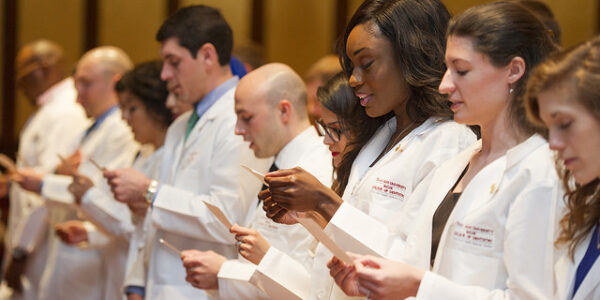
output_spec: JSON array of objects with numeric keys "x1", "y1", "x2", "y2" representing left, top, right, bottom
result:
[
  {"x1": 115, "y1": 60, "x2": 172, "y2": 129},
  {"x1": 156, "y1": 5, "x2": 232, "y2": 65},
  {"x1": 318, "y1": 72, "x2": 390, "y2": 196},
  {"x1": 526, "y1": 36, "x2": 600, "y2": 258},
  {"x1": 339, "y1": 0, "x2": 453, "y2": 123},
  {"x1": 448, "y1": 0, "x2": 558, "y2": 136}
]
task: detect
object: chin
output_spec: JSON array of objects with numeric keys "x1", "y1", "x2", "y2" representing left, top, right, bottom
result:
[{"x1": 572, "y1": 170, "x2": 597, "y2": 186}]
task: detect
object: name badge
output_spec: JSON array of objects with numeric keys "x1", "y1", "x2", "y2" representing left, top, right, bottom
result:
[
  {"x1": 371, "y1": 177, "x2": 406, "y2": 201},
  {"x1": 451, "y1": 221, "x2": 495, "y2": 249}
]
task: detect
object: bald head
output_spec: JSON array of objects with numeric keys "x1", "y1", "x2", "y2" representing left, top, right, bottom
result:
[
  {"x1": 238, "y1": 63, "x2": 308, "y2": 120},
  {"x1": 16, "y1": 40, "x2": 68, "y2": 102},
  {"x1": 78, "y1": 46, "x2": 133, "y2": 78},
  {"x1": 234, "y1": 63, "x2": 310, "y2": 158},
  {"x1": 75, "y1": 46, "x2": 133, "y2": 118}
]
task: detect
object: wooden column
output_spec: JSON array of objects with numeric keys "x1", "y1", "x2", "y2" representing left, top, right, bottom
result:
[
  {"x1": 83, "y1": 0, "x2": 98, "y2": 52},
  {"x1": 1, "y1": 0, "x2": 18, "y2": 157}
]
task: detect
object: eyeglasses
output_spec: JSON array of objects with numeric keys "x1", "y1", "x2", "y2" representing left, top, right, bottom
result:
[{"x1": 316, "y1": 119, "x2": 345, "y2": 143}]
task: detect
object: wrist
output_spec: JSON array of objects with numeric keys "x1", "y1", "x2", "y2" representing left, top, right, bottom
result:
[
  {"x1": 315, "y1": 188, "x2": 343, "y2": 222},
  {"x1": 144, "y1": 179, "x2": 159, "y2": 205}
]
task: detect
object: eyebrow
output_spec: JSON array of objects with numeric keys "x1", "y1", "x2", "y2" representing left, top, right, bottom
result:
[{"x1": 352, "y1": 47, "x2": 367, "y2": 56}]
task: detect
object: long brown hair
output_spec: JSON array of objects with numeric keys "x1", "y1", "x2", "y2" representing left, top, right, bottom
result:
[{"x1": 525, "y1": 36, "x2": 600, "y2": 257}]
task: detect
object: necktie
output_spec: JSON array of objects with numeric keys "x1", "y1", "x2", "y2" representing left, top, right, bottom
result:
[
  {"x1": 185, "y1": 110, "x2": 200, "y2": 141},
  {"x1": 80, "y1": 120, "x2": 98, "y2": 145},
  {"x1": 261, "y1": 162, "x2": 279, "y2": 191}
]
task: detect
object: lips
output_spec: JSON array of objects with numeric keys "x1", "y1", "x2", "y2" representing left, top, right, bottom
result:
[
  {"x1": 449, "y1": 100, "x2": 463, "y2": 111},
  {"x1": 356, "y1": 93, "x2": 372, "y2": 107},
  {"x1": 563, "y1": 157, "x2": 576, "y2": 167}
]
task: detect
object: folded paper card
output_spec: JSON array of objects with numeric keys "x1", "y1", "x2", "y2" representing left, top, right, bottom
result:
[
  {"x1": 295, "y1": 216, "x2": 353, "y2": 265},
  {"x1": 203, "y1": 201, "x2": 233, "y2": 229},
  {"x1": 241, "y1": 165, "x2": 268, "y2": 187}
]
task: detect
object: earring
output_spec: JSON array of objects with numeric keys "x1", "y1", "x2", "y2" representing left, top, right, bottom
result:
[{"x1": 509, "y1": 88, "x2": 514, "y2": 94}]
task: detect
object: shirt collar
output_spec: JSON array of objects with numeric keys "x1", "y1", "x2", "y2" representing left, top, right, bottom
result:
[
  {"x1": 36, "y1": 77, "x2": 74, "y2": 106},
  {"x1": 195, "y1": 76, "x2": 239, "y2": 119},
  {"x1": 274, "y1": 126, "x2": 320, "y2": 169}
]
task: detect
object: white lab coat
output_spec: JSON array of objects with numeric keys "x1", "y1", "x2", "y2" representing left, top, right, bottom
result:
[
  {"x1": 216, "y1": 126, "x2": 333, "y2": 300},
  {"x1": 37, "y1": 108, "x2": 139, "y2": 300},
  {"x1": 555, "y1": 230, "x2": 600, "y2": 300},
  {"x1": 1, "y1": 77, "x2": 88, "y2": 300},
  {"x1": 261, "y1": 117, "x2": 476, "y2": 300},
  {"x1": 74, "y1": 145, "x2": 161, "y2": 300},
  {"x1": 121, "y1": 147, "x2": 164, "y2": 296},
  {"x1": 403, "y1": 135, "x2": 561, "y2": 299},
  {"x1": 146, "y1": 85, "x2": 270, "y2": 300}
]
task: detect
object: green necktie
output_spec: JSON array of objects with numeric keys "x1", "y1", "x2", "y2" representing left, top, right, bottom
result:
[{"x1": 184, "y1": 110, "x2": 200, "y2": 141}]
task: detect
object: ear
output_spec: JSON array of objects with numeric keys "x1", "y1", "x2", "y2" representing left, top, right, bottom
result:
[
  {"x1": 507, "y1": 56, "x2": 526, "y2": 85},
  {"x1": 111, "y1": 73, "x2": 123, "y2": 85},
  {"x1": 278, "y1": 100, "x2": 292, "y2": 123},
  {"x1": 195, "y1": 43, "x2": 219, "y2": 69}
]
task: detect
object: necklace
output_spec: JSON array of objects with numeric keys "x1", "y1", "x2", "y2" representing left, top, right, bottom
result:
[
  {"x1": 388, "y1": 121, "x2": 416, "y2": 151},
  {"x1": 371, "y1": 121, "x2": 417, "y2": 167}
]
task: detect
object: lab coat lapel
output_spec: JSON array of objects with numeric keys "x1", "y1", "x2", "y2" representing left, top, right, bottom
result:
[
  {"x1": 571, "y1": 232, "x2": 600, "y2": 300},
  {"x1": 424, "y1": 140, "x2": 482, "y2": 218}
]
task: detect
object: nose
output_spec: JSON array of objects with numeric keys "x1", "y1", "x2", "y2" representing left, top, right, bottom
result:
[
  {"x1": 348, "y1": 68, "x2": 363, "y2": 88},
  {"x1": 234, "y1": 119, "x2": 245, "y2": 136},
  {"x1": 548, "y1": 129, "x2": 565, "y2": 152},
  {"x1": 160, "y1": 63, "x2": 172, "y2": 81},
  {"x1": 438, "y1": 69, "x2": 455, "y2": 95},
  {"x1": 322, "y1": 133, "x2": 335, "y2": 146}
]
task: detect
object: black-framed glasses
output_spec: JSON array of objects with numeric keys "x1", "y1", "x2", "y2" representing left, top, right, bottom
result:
[{"x1": 316, "y1": 119, "x2": 345, "y2": 143}]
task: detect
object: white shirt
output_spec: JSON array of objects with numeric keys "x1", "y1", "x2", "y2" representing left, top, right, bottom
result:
[
  {"x1": 145, "y1": 85, "x2": 270, "y2": 300},
  {"x1": 255, "y1": 117, "x2": 476, "y2": 300},
  {"x1": 37, "y1": 108, "x2": 139, "y2": 300},
  {"x1": 1, "y1": 77, "x2": 87, "y2": 300},
  {"x1": 406, "y1": 135, "x2": 561, "y2": 299},
  {"x1": 216, "y1": 126, "x2": 333, "y2": 300}
]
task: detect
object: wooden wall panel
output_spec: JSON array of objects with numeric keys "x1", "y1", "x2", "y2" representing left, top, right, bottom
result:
[
  {"x1": 98, "y1": 0, "x2": 165, "y2": 64},
  {"x1": 180, "y1": 0, "x2": 252, "y2": 48},
  {"x1": 264, "y1": 0, "x2": 336, "y2": 76},
  {"x1": 16, "y1": 0, "x2": 83, "y2": 138}
]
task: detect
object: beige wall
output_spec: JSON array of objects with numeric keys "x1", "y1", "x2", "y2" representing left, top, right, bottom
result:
[
  {"x1": 98, "y1": 0, "x2": 164, "y2": 64},
  {"x1": 265, "y1": 0, "x2": 336, "y2": 77},
  {"x1": 181, "y1": 0, "x2": 252, "y2": 49},
  {"x1": 15, "y1": 0, "x2": 83, "y2": 137},
  {"x1": 442, "y1": 0, "x2": 597, "y2": 48}
]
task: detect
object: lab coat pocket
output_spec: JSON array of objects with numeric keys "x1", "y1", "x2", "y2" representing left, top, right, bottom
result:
[{"x1": 438, "y1": 247, "x2": 500, "y2": 289}]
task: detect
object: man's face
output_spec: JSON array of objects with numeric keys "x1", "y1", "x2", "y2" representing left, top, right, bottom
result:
[
  {"x1": 234, "y1": 85, "x2": 282, "y2": 158},
  {"x1": 160, "y1": 37, "x2": 208, "y2": 105},
  {"x1": 74, "y1": 59, "x2": 113, "y2": 118}
]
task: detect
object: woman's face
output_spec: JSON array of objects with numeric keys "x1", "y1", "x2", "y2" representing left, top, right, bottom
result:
[
  {"x1": 119, "y1": 91, "x2": 159, "y2": 145},
  {"x1": 538, "y1": 82, "x2": 600, "y2": 185},
  {"x1": 439, "y1": 35, "x2": 513, "y2": 126},
  {"x1": 319, "y1": 107, "x2": 351, "y2": 168},
  {"x1": 345, "y1": 22, "x2": 408, "y2": 118}
]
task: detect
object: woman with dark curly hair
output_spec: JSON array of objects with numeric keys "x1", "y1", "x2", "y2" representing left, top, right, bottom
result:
[{"x1": 526, "y1": 36, "x2": 600, "y2": 300}]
